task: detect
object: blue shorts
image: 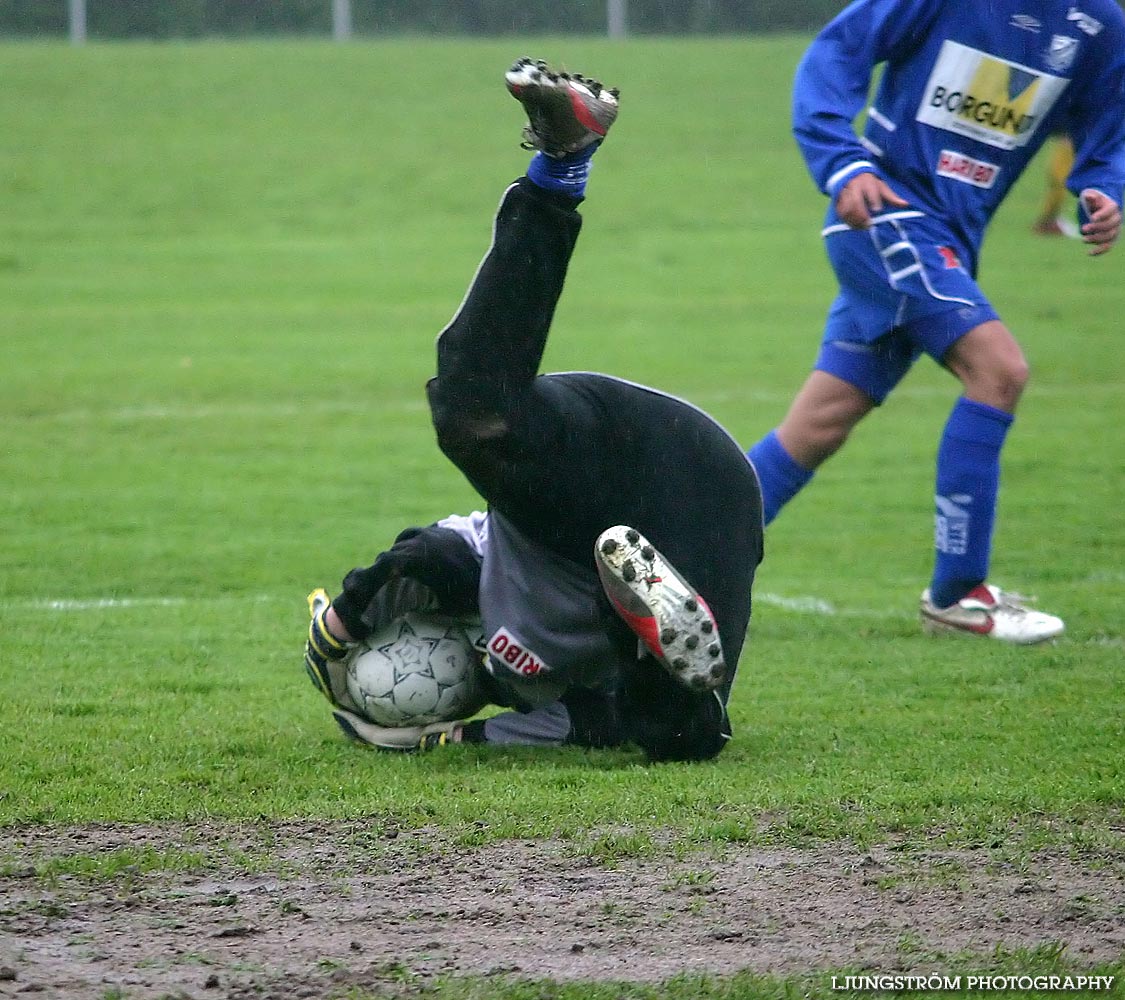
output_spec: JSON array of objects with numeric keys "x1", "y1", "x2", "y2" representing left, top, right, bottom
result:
[{"x1": 815, "y1": 212, "x2": 1000, "y2": 404}]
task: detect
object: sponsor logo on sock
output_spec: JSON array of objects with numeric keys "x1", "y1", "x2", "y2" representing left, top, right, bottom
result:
[{"x1": 935, "y1": 495, "x2": 970, "y2": 556}]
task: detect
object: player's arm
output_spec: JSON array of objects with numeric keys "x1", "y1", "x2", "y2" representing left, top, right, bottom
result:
[
  {"x1": 792, "y1": 0, "x2": 938, "y2": 219},
  {"x1": 304, "y1": 521, "x2": 484, "y2": 707},
  {"x1": 1061, "y1": 12, "x2": 1125, "y2": 256}
]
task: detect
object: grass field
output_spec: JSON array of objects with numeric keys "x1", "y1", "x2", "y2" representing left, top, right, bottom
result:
[{"x1": 0, "y1": 37, "x2": 1122, "y2": 1000}]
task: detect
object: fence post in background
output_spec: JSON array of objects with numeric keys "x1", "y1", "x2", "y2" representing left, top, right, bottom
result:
[
  {"x1": 607, "y1": 0, "x2": 627, "y2": 38},
  {"x1": 332, "y1": 0, "x2": 353, "y2": 40},
  {"x1": 69, "y1": 0, "x2": 87, "y2": 44}
]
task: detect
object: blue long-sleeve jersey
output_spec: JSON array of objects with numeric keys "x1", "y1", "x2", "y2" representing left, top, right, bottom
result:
[{"x1": 793, "y1": 0, "x2": 1125, "y2": 268}]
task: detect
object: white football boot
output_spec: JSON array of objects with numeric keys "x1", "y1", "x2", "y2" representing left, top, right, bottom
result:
[
  {"x1": 920, "y1": 584, "x2": 1065, "y2": 644},
  {"x1": 594, "y1": 525, "x2": 728, "y2": 692}
]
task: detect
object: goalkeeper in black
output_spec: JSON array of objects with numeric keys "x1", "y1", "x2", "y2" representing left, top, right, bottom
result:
[{"x1": 305, "y1": 59, "x2": 763, "y2": 763}]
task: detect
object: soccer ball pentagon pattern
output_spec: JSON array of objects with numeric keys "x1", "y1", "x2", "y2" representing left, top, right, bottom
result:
[{"x1": 345, "y1": 613, "x2": 487, "y2": 727}]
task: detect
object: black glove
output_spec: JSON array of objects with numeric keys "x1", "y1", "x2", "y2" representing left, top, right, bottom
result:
[{"x1": 332, "y1": 524, "x2": 482, "y2": 641}]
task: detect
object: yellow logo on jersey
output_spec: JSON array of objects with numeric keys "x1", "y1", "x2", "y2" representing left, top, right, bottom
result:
[
  {"x1": 958, "y1": 57, "x2": 1040, "y2": 134},
  {"x1": 917, "y1": 41, "x2": 1070, "y2": 150}
]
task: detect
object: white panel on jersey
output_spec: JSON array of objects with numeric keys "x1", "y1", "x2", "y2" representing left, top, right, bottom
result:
[{"x1": 915, "y1": 40, "x2": 1071, "y2": 150}]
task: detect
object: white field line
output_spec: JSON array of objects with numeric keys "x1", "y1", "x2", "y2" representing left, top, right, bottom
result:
[
  {"x1": 8, "y1": 399, "x2": 430, "y2": 426},
  {"x1": 23, "y1": 591, "x2": 887, "y2": 617},
  {"x1": 16, "y1": 592, "x2": 1121, "y2": 644},
  {"x1": 754, "y1": 591, "x2": 1121, "y2": 645},
  {"x1": 8, "y1": 382, "x2": 1122, "y2": 426},
  {"x1": 756, "y1": 592, "x2": 908, "y2": 619},
  {"x1": 692, "y1": 382, "x2": 1125, "y2": 407},
  {"x1": 20, "y1": 591, "x2": 902, "y2": 620},
  {"x1": 13, "y1": 589, "x2": 1120, "y2": 643},
  {"x1": 23, "y1": 595, "x2": 281, "y2": 612},
  {"x1": 1082, "y1": 570, "x2": 1125, "y2": 584},
  {"x1": 757, "y1": 592, "x2": 837, "y2": 615}
]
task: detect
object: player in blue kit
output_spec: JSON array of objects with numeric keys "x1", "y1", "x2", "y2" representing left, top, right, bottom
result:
[
  {"x1": 304, "y1": 59, "x2": 764, "y2": 757},
  {"x1": 746, "y1": 0, "x2": 1124, "y2": 643}
]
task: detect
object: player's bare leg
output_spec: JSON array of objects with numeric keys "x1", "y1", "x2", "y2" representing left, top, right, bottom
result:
[
  {"x1": 774, "y1": 370, "x2": 875, "y2": 470},
  {"x1": 943, "y1": 319, "x2": 1029, "y2": 414}
]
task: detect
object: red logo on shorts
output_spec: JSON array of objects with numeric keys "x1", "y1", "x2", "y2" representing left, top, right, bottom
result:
[{"x1": 937, "y1": 245, "x2": 963, "y2": 270}]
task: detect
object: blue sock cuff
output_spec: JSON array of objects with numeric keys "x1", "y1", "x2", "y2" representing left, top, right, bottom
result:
[
  {"x1": 526, "y1": 144, "x2": 598, "y2": 196},
  {"x1": 747, "y1": 430, "x2": 814, "y2": 525},
  {"x1": 946, "y1": 397, "x2": 1014, "y2": 448}
]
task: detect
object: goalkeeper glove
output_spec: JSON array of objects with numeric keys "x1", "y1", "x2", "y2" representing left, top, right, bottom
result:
[
  {"x1": 331, "y1": 708, "x2": 464, "y2": 752},
  {"x1": 332, "y1": 524, "x2": 482, "y2": 637},
  {"x1": 304, "y1": 588, "x2": 357, "y2": 710}
]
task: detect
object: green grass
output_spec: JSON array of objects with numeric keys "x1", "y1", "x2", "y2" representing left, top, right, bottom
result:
[
  {"x1": 0, "y1": 843, "x2": 209, "y2": 881},
  {"x1": 337, "y1": 956, "x2": 1125, "y2": 1000},
  {"x1": 0, "y1": 36, "x2": 1123, "y2": 993},
  {"x1": 330, "y1": 959, "x2": 1125, "y2": 1000}
]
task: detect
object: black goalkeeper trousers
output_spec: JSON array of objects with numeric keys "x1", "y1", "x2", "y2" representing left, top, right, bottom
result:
[{"x1": 426, "y1": 178, "x2": 764, "y2": 761}]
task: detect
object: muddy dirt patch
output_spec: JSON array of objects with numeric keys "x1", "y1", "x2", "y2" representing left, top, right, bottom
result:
[{"x1": 1, "y1": 821, "x2": 1121, "y2": 998}]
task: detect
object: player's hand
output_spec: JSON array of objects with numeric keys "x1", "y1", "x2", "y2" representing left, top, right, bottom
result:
[
  {"x1": 1079, "y1": 189, "x2": 1121, "y2": 256},
  {"x1": 335, "y1": 526, "x2": 483, "y2": 635},
  {"x1": 836, "y1": 172, "x2": 909, "y2": 229}
]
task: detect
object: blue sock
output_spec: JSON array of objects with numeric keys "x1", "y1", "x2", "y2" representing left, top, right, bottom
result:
[
  {"x1": 747, "y1": 430, "x2": 814, "y2": 525},
  {"x1": 526, "y1": 144, "x2": 598, "y2": 198},
  {"x1": 930, "y1": 397, "x2": 1013, "y2": 608}
]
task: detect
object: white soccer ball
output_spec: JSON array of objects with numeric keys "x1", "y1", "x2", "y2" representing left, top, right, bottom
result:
[{"x1": 345, "y1": 613, "x2": 487, "y2": 727}]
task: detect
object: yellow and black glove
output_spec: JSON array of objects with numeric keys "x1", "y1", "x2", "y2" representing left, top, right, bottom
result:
[{"x1": 304, "y1": 588, "x2": 357, "y2": 710}]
